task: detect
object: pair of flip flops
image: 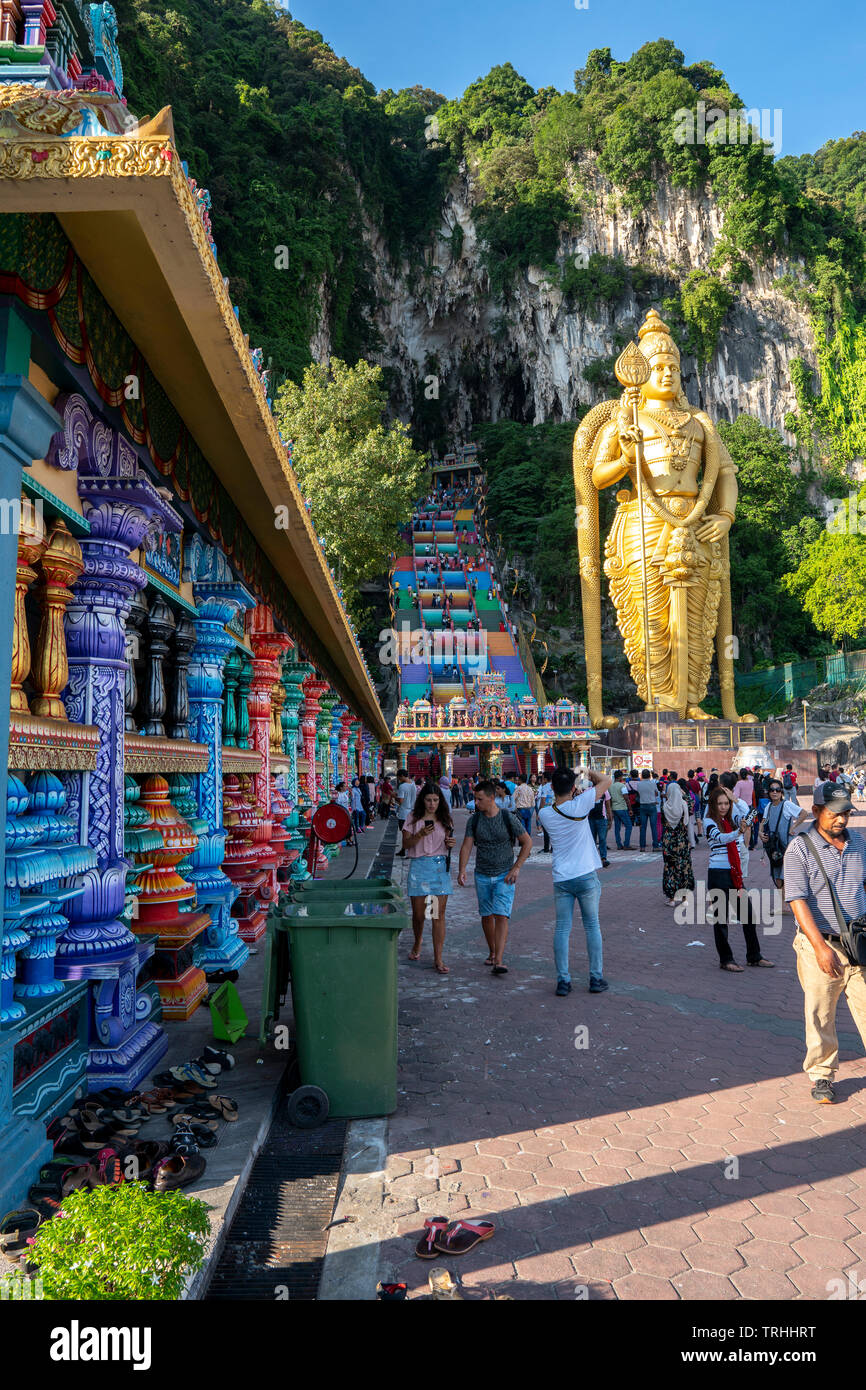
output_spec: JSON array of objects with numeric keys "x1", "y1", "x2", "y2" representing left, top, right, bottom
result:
[{"x1": 415, "y1": 1216, "x2": 495, "y2": 1258}]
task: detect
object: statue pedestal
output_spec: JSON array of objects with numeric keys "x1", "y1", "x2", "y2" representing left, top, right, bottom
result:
[{"x1": 614, "y1": 713, "x2": 814, "y2": 779}]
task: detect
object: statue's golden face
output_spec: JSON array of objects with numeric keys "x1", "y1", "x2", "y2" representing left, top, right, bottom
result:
[{"x1": 645, "y1": 351, "x2": 680, "y2": 401}]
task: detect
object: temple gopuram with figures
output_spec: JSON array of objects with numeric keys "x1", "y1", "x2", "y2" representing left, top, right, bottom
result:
[
  {"x1": 0, "y1": 9, "x2": 389, "y2": 1215},
  {"x1": 389, "y1": 447, "x2": 594, "y2": 780}
]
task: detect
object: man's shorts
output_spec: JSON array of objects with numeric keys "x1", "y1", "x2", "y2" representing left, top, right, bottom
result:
[{"x1": 475, "y1": 872, "x2": 516, "y2": 918}]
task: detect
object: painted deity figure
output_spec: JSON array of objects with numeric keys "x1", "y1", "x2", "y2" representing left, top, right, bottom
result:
[{"x1": 574, "y1": 309, "x2": 754, "y2": 725}]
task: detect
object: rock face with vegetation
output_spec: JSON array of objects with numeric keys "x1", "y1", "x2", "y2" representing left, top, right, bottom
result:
[{"x1": 114, "y1": 3, "x2": 866, "y2": 694}]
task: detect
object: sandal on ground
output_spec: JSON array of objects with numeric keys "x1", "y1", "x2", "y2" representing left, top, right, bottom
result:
[
  {"x1": 170, "y1": 1062, "x2": 217, "y2": 1090},
  {"x1": 119, "y1": 1140, "x2": 170, "y2": 1181},
  {"x1": 198, "y1": 1047, "x2": 235, "y2": 1073},
  {"x1": 747, "y1": 958, "x2": 775, "y2": 967},
  {"x1": 0, "y1": 1208, "x2": 42, "y2": 1256},
  {"x1": 89, "y1": 1148, "x2": 124, "y2": 1187},
  {"x1": 137, "y1": 1088, "x2": 174, "y2": 1114},
  {"x1": 491, "y1": 965, "x2": 508, "y2": 975},
  {"x1": 408, "y1": 950, "x2": 421, "y2": 961},
  {"x1": 208, "y1": 1095, "x2": 238, "y2": 1122},
  {"x1": 173, "y1": 1122, "x2": 216, "y2": 1149},
  {"x1": 61, "y1": 1163, "x2": 95, "y2": 1196},
  {"x1": 719, "y1": 962, "x2": 744, "y2": 972},
  {"x1": 172, "y1": 1111, "x2": 219, "y2": 1132},
  {"x1": 434, "y1": 963, "x2": 450, "y2": 974},
  {"x1": 434, "y1": 1219, "x2": 496, "y2": 1255},
  {"x1": 415, "y1": 1215, "x2": 449, "y2": 1259}
]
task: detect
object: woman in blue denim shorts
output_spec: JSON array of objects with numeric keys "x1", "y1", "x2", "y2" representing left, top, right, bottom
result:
[{"x1": 404, "y1": 782, "x2": 456, "y2": 974}]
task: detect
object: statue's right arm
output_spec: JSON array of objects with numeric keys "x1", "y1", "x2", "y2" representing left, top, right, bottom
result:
[{"x1": 590, "y1": 420, "x2": 631, "y2": 491}]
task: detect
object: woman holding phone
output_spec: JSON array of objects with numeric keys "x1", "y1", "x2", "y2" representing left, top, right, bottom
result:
[{"x1": 403, "y1": 781, "x2": 456, "y2": 974}]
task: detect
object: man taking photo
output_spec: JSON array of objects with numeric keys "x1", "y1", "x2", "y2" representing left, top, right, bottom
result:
[
  {"x1": 538, "y1": 767, "x2": 612, "y2": 996},
  {"x1": 784, "y1": 781, "x2": 866, "y2": 1104}
]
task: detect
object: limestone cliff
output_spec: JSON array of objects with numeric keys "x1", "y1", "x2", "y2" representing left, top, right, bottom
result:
[{"x1": 316, "y1": 157, "x2": 817, "y2": 439}]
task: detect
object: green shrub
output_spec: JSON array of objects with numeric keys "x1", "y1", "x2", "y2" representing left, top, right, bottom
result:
[{"x1": 30, "y1": 1183, "x2": 210, "y2": 1300}]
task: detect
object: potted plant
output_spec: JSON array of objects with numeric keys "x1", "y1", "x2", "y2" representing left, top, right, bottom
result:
[{"x1": 29, "y1": 1183, "x2": 210, "y2": 1300}]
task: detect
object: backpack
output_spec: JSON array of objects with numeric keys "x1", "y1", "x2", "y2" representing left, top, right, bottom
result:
[
  {"x1": 782, "y1": 772, "x2": 793, "y2": 789},
  {"x1": 468, "y1": 809, "x2": 518, "y2": 846}
]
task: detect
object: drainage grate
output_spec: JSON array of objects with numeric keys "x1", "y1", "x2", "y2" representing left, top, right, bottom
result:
[
  {"x1": 206, "y1": 1100, "x2": 347, "y2": 1301},
  {"x1": 370, "y1": 814, "x2": 398, "y2": 879}
]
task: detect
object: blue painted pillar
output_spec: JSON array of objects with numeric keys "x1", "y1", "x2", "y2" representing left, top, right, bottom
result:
[
  {"x1": 53, "y1": 397, "x2": 182, "y2": 1088},
  {"x1": 183, "y1": 538, "x2": 254, "y2": 975}
]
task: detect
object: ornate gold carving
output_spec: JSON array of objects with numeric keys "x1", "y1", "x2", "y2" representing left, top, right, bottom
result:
[
  {"x1": 270, "y1": 680, "x2": 286, "y2": 754},
  {"x1": 31, "y1": 519, "x2": 83, "y2": 720},
  {"x1": 8, "y1": 713, "x2": 99, "y2": 771},
  {"x1": 123, "y1": 734, "x2": 209, "y2": 774},
  {"x1": 11, "y1": 497, "x2": 47, "y2": 714},
  {"x1": 221, "y1": 745, "x2": 263, "y2": 775}
]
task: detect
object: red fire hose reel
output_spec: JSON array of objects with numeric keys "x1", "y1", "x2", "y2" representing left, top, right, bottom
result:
[{"x1": 311, "y1": 801, "x2": 352, "y2": 843}]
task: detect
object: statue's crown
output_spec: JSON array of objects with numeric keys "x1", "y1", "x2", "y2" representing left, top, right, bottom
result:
[{"x1": 638, "y1": 309, "x2": 680, "y2": 364}]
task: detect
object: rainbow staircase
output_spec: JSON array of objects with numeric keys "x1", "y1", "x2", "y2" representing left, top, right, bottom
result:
[{"x1": 393, "y1": 496, "x2": 533, "y2": 711}]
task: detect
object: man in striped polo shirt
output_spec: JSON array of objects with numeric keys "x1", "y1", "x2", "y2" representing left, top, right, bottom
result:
[{"x1": 784, "y1": 781, "x2": 866, "y2": 1104}]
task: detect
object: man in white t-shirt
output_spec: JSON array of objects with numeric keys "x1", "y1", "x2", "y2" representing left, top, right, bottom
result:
[
  {"x1": 538, "y1": 767, "x2": 612, "y2": 997},
  {"x1": 394, "y1": 771, "x2": 418, "y2": 857}
]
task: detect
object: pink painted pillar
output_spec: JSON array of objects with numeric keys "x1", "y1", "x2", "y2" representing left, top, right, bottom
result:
[
  {"x1": 339, "y1": 709, "x2": 352, "y2": 786},
  {"x1": 302, "y1": 674, "x2": 329, "y2": 805}
]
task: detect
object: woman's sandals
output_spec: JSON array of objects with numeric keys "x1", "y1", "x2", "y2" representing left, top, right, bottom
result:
[{"x1": 415, "y1": 1216, "x2": 495, "y2": 1258}]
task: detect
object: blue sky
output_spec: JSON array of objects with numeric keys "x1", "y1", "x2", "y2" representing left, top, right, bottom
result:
[{"x1": 285, "y1": 0, "x2": 864, "y2": 157}]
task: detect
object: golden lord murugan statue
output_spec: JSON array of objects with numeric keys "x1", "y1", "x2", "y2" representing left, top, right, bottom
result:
[{"x1": 574, "y1": 309, "x2": 755, "y2": 728}]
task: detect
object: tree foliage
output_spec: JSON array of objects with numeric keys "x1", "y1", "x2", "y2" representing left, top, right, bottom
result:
[
  {"x1": 784, "y1": 530, "x2": 866, "y2": 646},
  {"x1": 719, "y1": 414, "x2": 824, "y2": 664},
  {"x1": 273, "y1": 358, "x2": 428, "y2": 615},
  {"x1": 115, "y1": 0, "x2": 453, "y2": 384}
]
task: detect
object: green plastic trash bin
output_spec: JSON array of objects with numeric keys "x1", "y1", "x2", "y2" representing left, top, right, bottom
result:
[
  {"x1": 285, "y1": 899, "x2": 407, "y2": 1117},
  {"x1": 288, "y1": 879, "x2": 401, "y2": 906},
  {"x1": 289, "y1": 876, "x2": 399, "y2": 898}
]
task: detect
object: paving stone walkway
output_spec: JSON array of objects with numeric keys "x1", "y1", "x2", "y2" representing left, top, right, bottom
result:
[{"x1": 374, "y1": 800, "x2": 866, "y2": 1300}]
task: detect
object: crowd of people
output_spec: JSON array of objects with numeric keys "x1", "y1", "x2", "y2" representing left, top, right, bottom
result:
[{"x1": 368, "y1": 756, "x2": 866, "y2": 1106}]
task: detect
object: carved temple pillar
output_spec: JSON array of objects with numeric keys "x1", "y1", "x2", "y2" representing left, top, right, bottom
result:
[
  {"x1": 339, "y1": 709, "x2": 352, "y2": 787},
  {"x1": 439, "y1": 742, "x2": 457, "y2": 779},
  {"x1": 0, "y1": 2, "x2": 22, "y2": 45},
  {"x1": 10, "y1": 499, "x2": 48, "y2": 714},
  {"x1": 184, "y1": 538, "x2": 254, "y2": 975},
  {"x1": 348, "y1": 718, "x2": 361, "y2": 782},
  {"x1": 21, "y1": 0, "x2": 55, "y2": 46},
  {"x1": 236, "y1": 651, "x2": 252, "y2": 750},
  {"x1": 329, "y1": 702, "x2": 346, "y2": 794},
  {"x1": 281, "y1": 657, "x2": 304, "y2": 803},
  {"x1": 31, "y1": 519, "x2": 83, "y2": 720},
  {"x1": 55, "y1": 409, "x2": 182, "y2": 1088},
  {"x1": 168, "y1": 614, "x2": 195, "y2": 740},
  {"x1": 246, "y1": 604, "x2": 292, "y2": 892},
  {"x1": 316, "y1": 695, "x2": 333, "y2": 806},
  {"x1": 140, "y1": 593, "x2": 174, "y2": 737},
  {"x1": 301, "y1": 674, "x2": 329, "y2": 867},
  {"x1": 222, "y1": 647, "x2": 240, "y2": 747}
]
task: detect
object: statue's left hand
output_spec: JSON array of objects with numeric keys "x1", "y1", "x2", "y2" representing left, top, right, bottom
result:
[{"x1": 696, "y1": 514, "x2": 732, "y2": 543}]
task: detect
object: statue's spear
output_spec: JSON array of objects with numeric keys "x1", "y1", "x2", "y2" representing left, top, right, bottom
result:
[{"x1": 615, "y1": 341, "x2": 654, "y2": 710}]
